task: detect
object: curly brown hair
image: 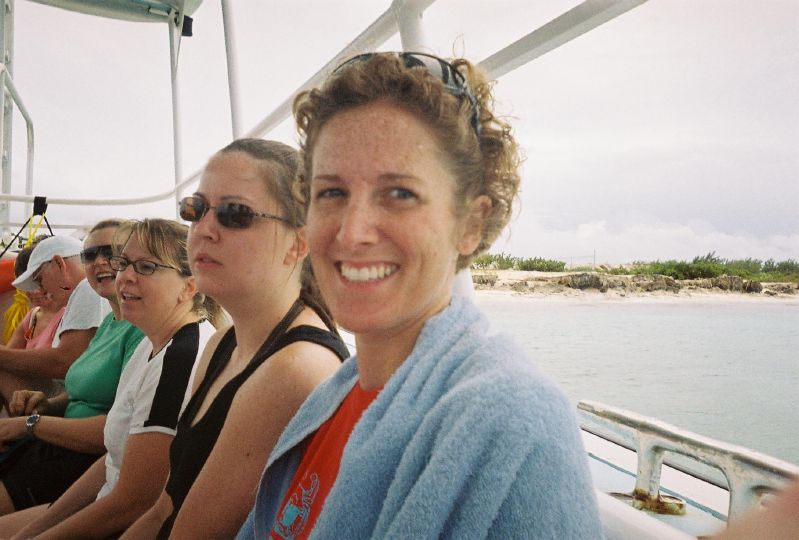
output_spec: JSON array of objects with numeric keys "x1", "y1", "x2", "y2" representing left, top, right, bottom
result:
[{"x1": 292, "y1": 52, "x2": 522, "y2": 270}]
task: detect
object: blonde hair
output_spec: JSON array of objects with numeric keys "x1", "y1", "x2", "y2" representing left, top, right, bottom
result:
[{"x1": 115, "y1": 218, "x2": 223, "y2": 328}]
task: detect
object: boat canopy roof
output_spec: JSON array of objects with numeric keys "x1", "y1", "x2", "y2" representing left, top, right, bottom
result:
[{"x1": 28, "y1": 0, "x2": 203, "y2": 23}]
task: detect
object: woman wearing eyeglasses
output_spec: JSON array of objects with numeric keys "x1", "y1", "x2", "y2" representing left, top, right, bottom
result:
[
  {"x1": 234, "y1": 53, "x2": 602, "y2": 539},
  {"x1": 123, "y1": 139, "x2": 348, "y2": 539},
  {"x1": 0, "y1": 219, "x2": 146, "y2": 520},
  {"x1": 0, "y1": 218, "x2": 220, "y2": 539}
]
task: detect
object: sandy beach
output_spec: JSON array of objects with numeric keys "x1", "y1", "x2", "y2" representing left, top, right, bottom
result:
[{"x1": 470, "y1": 270, "x2": 798, "y2": 301}]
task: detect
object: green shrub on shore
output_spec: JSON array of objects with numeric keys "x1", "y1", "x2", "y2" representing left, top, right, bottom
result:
[
  {"x1": 470, "y1": 253, "x2": 565, "y2": 272},
  {"x1": 516, "y1": 257, "x2": 567, "y2": 272},
  {"x1": 624, "y1": 253, "x2": 798, "y2": 282},
  {"x1": 470, "y1": 251, "x2": 798, "y2": 283}
]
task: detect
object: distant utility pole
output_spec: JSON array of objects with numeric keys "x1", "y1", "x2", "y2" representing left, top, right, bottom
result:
[{"x1": 593, "y1": 249, "x2": 596, "y2": 268}]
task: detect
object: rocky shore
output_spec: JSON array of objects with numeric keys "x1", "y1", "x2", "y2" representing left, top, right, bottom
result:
[{"x1": 471, "y1": 270, "x2": 798, "y2": 298}]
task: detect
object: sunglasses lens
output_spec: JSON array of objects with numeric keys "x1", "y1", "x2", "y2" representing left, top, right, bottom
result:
[
  {"x1": 179, "y1": 197, "x2": 206, "y2": 222},
  {"x1": 218, "y1": 203, "x2": 254, "y2": 229},
  {"x1": 81, "y1": 245, "x2": 114, "y2": 264},
  {"x1": 80, "y1": 247, "x2": 97, "y2": 264}
]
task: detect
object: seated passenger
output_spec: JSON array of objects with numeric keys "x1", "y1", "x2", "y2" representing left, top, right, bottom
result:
[
  {"x1": 0, "y1": 233, "x2": 111, "y2": 405},
  {"x1": 0, "y1": 218, "x2": 219, "y2": 539},
  {"x1": 0, "y1": 220, "x2": 145, "y2": 515},
  {"x1": 124, "y1": 139, "x2": 348, "y2": 538},
  {"x1": 5, "y1": 239, "x2": 66, "y2": 363},
  {"x1": 236, "y1": 53, "x2": 602, "y2": 539}
]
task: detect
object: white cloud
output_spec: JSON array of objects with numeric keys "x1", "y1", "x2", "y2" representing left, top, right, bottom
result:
[{"x1": 494, "y1": 217, "x2": 799, "y2": 265}]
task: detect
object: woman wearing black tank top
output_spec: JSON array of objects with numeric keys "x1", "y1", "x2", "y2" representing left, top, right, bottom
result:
[{"x1": 123, "y1": 139, "x2": 348, "y2": 539}]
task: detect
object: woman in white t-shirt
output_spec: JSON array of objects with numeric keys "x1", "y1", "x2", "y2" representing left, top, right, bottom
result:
[{"x1": 0, "y1": 219, "x2": 221, "y2": 539}]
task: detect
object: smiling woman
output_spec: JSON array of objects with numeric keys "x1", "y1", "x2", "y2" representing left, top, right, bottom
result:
[
  {"x1": 237, "y1": 52, "x2": 601, "y2": 539},
  {"x1": 0, "y1": 219, "x2": 219, "y2": 539},
  {"x1": 0, "y1": 220, "x2": 144, "y2": 522}
]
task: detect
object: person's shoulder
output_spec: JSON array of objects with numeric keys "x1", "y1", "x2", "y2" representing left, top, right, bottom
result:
[
  {"x1": 63, "y1": 278, "x2": 104, "y2": 312},
  {"x1": 444, "y1": 332, "x2": 575, "y2": 429}
]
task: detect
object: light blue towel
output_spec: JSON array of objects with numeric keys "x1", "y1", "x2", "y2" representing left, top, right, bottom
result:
[{"x1": 242, "y1": 296, "x2": 603, "y2": 539}]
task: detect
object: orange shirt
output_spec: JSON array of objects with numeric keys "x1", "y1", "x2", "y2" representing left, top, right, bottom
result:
[{"x1": 270, "y1": 383, "x2": 380, "y2": 540}]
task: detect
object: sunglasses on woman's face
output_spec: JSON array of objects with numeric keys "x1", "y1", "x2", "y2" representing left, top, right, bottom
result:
[
  {"x1": 179, "y1": 196, "x2": 289, "y2": 229},
  {"x1": 80, "y1": 244, "x2": 114, "y2": 264}
]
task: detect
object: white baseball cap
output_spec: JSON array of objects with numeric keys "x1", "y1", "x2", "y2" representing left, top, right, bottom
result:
[{"x1": 12, "y1": 236, "x2": 84, "y2": 292}]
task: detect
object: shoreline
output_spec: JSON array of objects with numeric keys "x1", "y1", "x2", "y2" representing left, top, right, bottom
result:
[{"x1": 471, "y1": 270, "x2": 798, "y2": 301}]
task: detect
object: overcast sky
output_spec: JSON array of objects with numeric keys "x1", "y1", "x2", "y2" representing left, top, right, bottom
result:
[{"x1": 6, "y1": 0, "x2": 798, "y2": 264}]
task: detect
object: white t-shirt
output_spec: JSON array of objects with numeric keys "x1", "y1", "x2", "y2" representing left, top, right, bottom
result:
[
  {"x1": 52, "y1": 278, "x2": 110, "y2": 347},
  {"x1": 97, "y1": 320, "x2": 214, "y2": 499}
]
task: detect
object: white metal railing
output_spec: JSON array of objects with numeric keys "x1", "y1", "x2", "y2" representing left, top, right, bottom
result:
[
  {"x1": 0, "y1": 0, "x2": 650, "y2": 231},
  {"x1": 578, "y1": 400, "x2": 799, "y2": 519},
  {"x1": 0, "y1": 63, "x2": 35, "y2": 219}
]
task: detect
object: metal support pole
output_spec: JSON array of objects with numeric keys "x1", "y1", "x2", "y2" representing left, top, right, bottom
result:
[
  {"x1": 168, "y1": 11, "x2": 184, "y2": 217},
  {"x1": 0, "y1": 0, "x2": 13, "y2": 230},
  {"x1": 220, "y1": 0, "x2": 242, "y2": 138},
  {"x1": 395, "y1": 1, "x2": 426, "y2": 51}
]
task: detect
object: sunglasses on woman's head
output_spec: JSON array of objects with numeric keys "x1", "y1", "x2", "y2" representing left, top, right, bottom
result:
[
  {"x1": 334, "y1": 51, "x2": 481, "y2": 136},
  {"x1": 80, "y1": 244, "x2": 114, "y2": 264},
  {"x1": 179, "y1": 196, "x2": 289, "y2": 229}
]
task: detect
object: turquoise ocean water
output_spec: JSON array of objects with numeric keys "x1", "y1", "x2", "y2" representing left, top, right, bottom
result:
[{"x1": 474, "y1": 293, "x2": 799, "y2": 465}]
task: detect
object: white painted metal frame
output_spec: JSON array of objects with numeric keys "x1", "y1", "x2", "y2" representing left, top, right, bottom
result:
[
  {"x1": 0, "y1": 62, "x2": 33, "y2": 219},
  {"x1": 0, "y1": 0, "x2": 13, "y2": 228},
  {"x1": 0, "y1": 0, "x2": 649, "y2": 229},
  {"x1": 579, "y1": 400, "x2": 799, "y2": 519},
  {"x1": 167, "y1": 6, "x2": 185, "y2": 216}
]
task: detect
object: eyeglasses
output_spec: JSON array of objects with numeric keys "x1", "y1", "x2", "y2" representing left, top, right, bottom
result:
[
  {"x1": 179, "y1": 196, "x2": 289, "y2": 229},
  {"x1": 334, "y1": 52, "x2": 481, "y2": 136},
  {"x1": 80, "y1": 244, "x2": 114, "y2": 264},
  {"x1": 109, "y1": 255, "x2": 185, "y2": 276}
]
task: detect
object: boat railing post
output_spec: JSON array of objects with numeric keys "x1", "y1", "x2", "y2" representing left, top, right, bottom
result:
[
  {"x1": 0, "y1": 0, "x2": 13, "y2": 231},
  {"x1": 220, "y1": 0, "x2": 242, "y2": 139},
  {"x1": 578, "y1": 400, "x2": 799, "y2": 519},
  {"x1": 394, "y1": 0, "x2": 428, "y2": 52},
  {"x1": 167, "y1": 9, "x2": 184, "y2": 218},
  {"x1": 634, "y1": 435, "x2": 664, "y2": 504}
]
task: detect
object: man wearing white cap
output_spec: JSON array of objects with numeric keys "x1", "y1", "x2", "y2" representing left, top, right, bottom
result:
[{"x1": 0, "y1": 236, "x2": 109, "y2": 404}]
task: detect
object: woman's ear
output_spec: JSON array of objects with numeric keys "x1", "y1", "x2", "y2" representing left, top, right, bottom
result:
[
  {"x1": 179, "y1": 276, "x2": 198, "y2": 304},
  {"x1": 283, "y1": 228, "x2": 310, "y2": 266},
  {"x1": 457, "y1": 195, "x2": 492, "y2": 256}
]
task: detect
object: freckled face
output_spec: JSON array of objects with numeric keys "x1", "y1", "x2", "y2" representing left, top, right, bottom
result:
[{"x1": 306, "y1": 100, "x2": 467, "y2": 341}]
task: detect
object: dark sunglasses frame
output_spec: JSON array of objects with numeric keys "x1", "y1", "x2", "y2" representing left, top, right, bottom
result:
[
  {"x1": 179, "y1": 195, "x2": 290, "y2": 229},
  {"x1": 109, "y1": 255, "x2": 185, "y2": 276},
  {"x1": 80, "y1": 244, "x2": 115, "y2": 264},
  {"x1": 334, "y1": 51, "x2": 481, "y2": 136}
]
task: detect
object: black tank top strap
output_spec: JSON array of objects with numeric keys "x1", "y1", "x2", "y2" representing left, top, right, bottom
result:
[
  {"x1": 269, "y1": 325, "x2": 349, "y2": 362},
  {"x1": 180, "y1": 326, "x2": 236, "y2": 423},
  {"x1": 231, "y1": 324, "x2": 348, "y2": 386},
  {"x1": 180, "y1": 299, "x2": 304, "y2": 424},
  {"x1": 253, "y1": 298, "x2": 306, "y2": 359}
]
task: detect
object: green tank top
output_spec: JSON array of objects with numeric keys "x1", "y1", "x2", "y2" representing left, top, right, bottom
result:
[{"x1": 64, "y1": 313, "x2": 146, "y2": 419}]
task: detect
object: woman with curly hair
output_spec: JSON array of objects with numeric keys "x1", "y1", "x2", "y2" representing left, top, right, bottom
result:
[{"x1": 237, "y1": 52, "x2": 602, "y2": 539}]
